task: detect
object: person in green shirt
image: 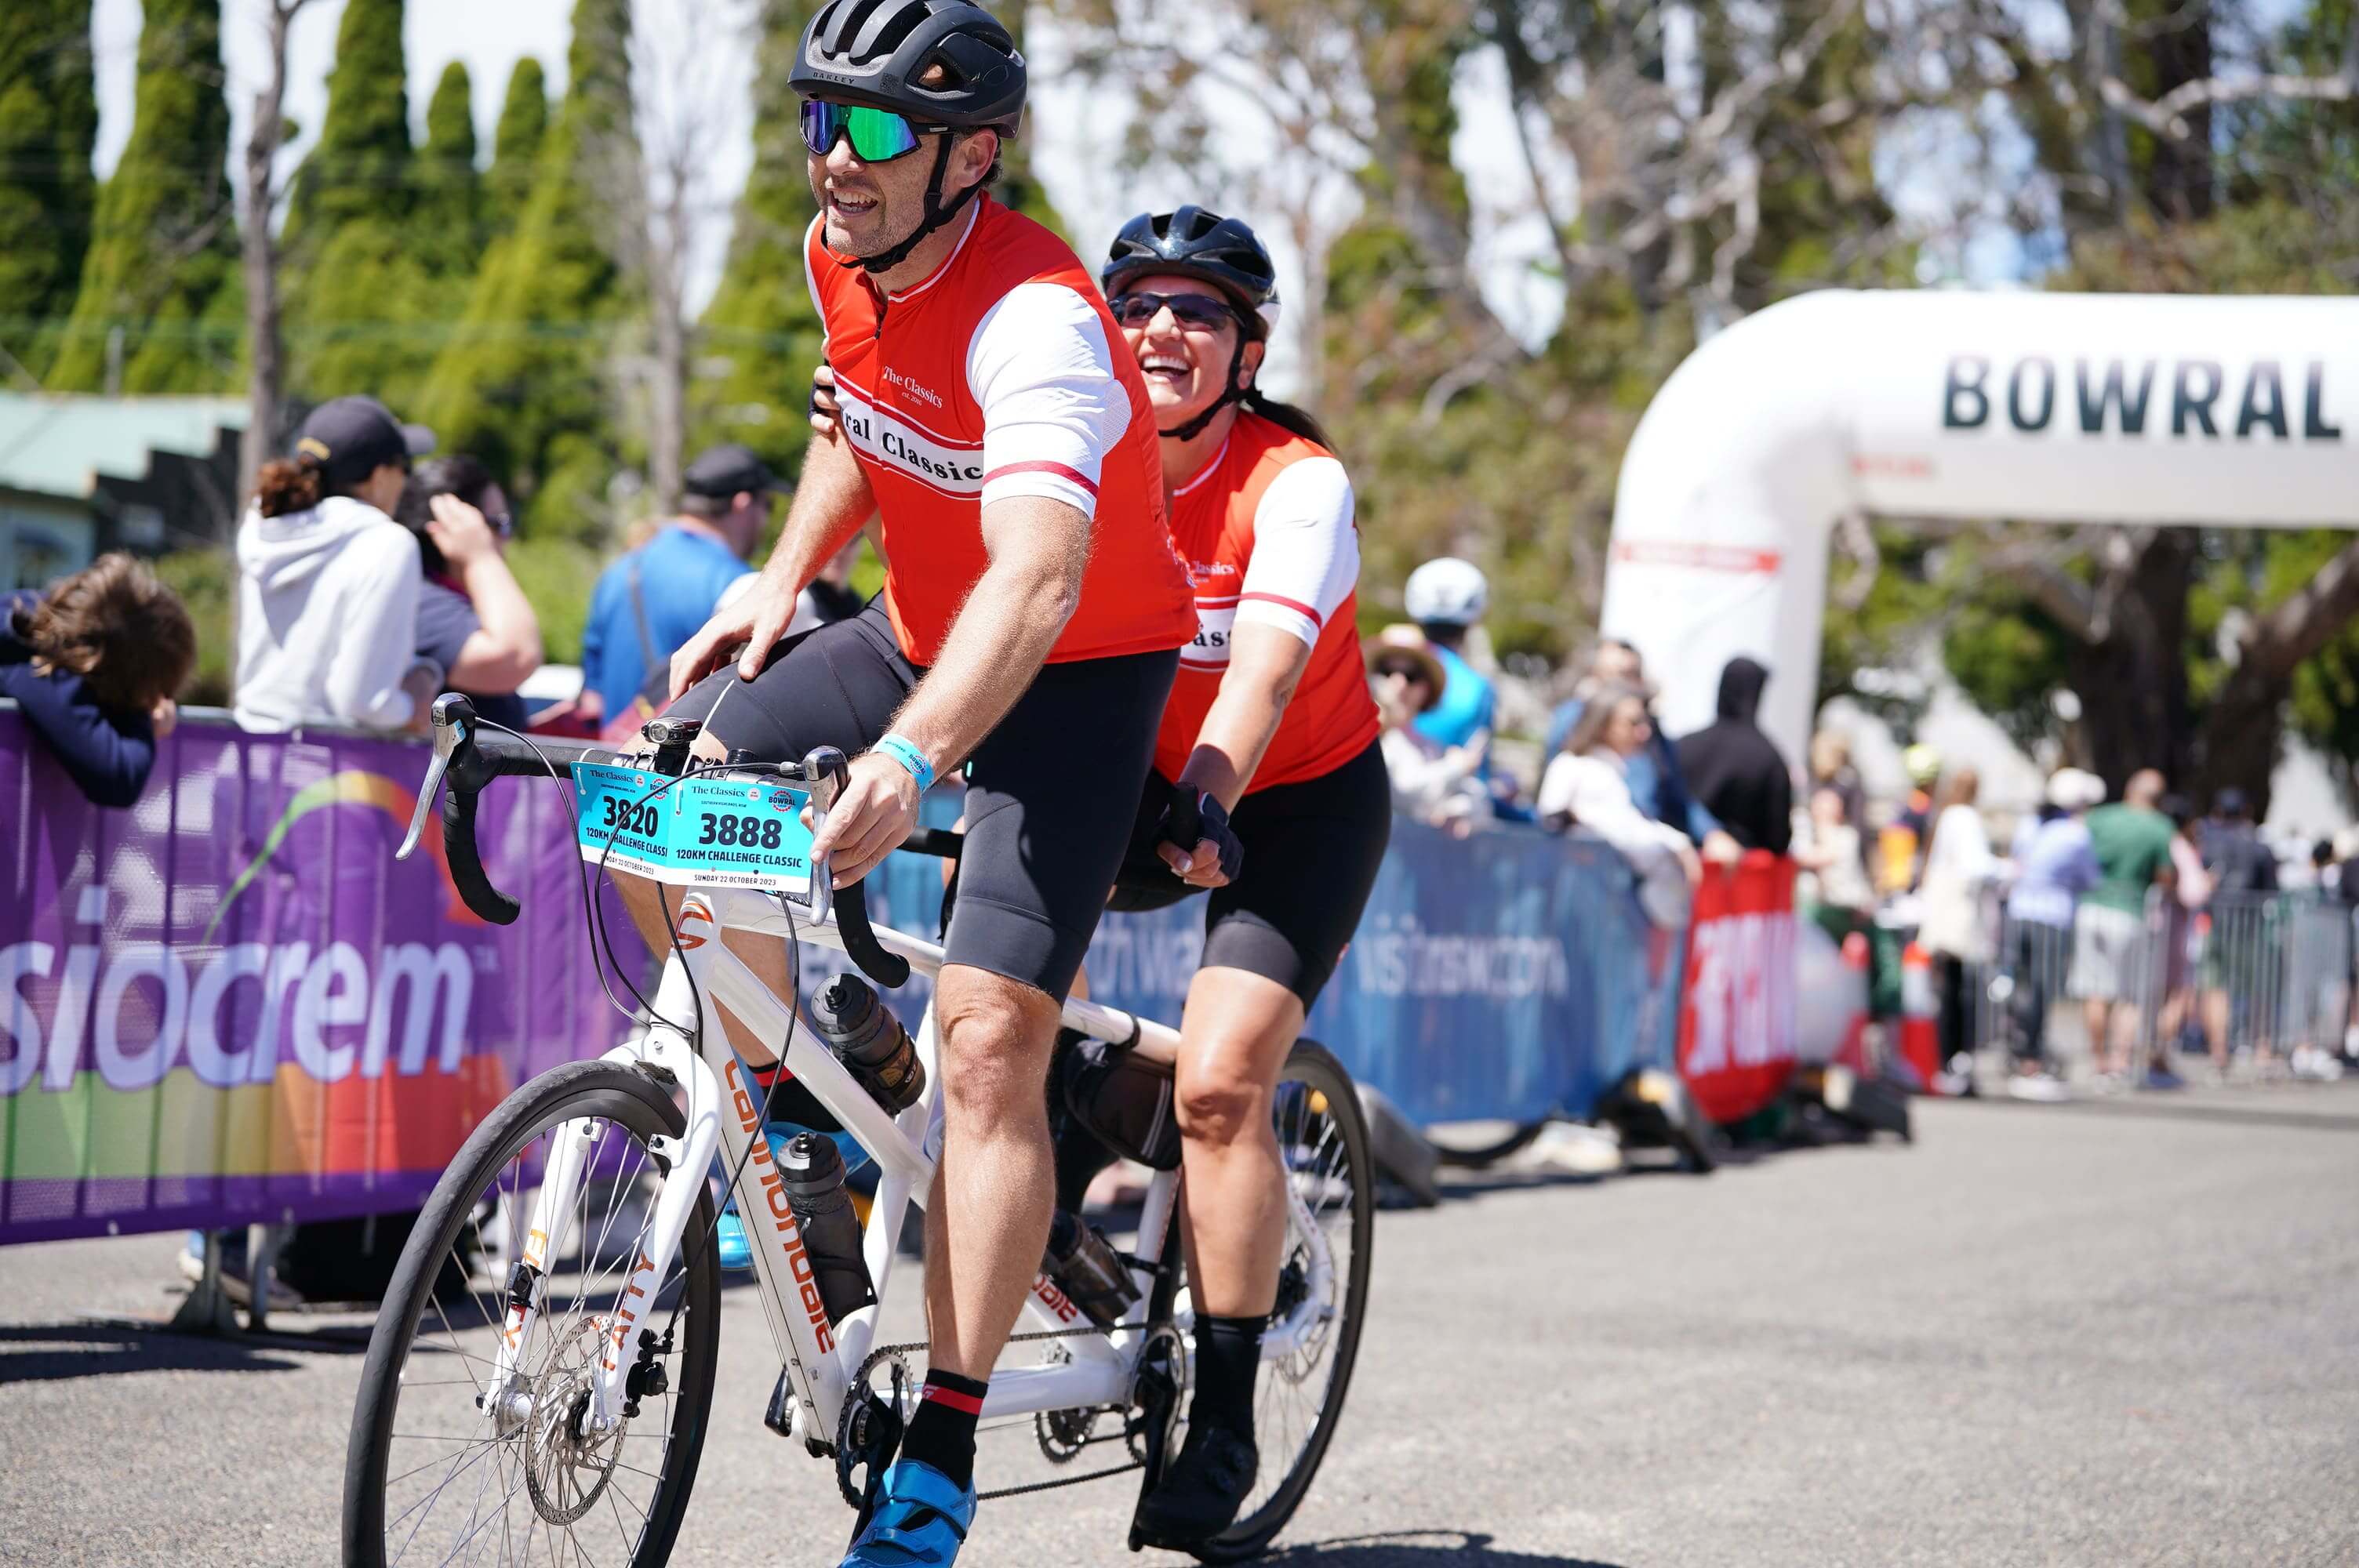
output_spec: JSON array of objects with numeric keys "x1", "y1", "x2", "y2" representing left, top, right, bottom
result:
[{"x1": 2071, "y1": 768, "x2": 2177, "y2": 1080}]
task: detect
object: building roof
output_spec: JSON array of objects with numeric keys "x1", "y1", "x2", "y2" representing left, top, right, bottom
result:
[{"x1": 0, "y1": 394, "x2": 248, "y2": 500}]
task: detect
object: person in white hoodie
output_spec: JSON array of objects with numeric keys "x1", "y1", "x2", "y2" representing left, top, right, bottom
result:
[{"x1": 234, "y1": 396, "x2": 440, "y2": 733}]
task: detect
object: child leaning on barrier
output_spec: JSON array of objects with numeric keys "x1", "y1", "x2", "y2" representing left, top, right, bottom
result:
[{"x1": 0, "y1": 553, "x2": 196, "y2": 808}]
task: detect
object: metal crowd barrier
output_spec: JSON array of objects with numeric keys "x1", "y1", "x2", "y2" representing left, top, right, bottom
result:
[{"x1": 1957, "y1": 877, "x2": 2355, "y2": 1082}]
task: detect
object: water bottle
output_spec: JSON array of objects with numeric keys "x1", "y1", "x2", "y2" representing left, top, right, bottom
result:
[
  {"x1": 1042, "y1": 1207, "x2": 1139, "y2": 1329},
  {"x1": 779, "y1": 1132, "x2": 876, "y2": 1325},
  {"x1": 809, "y1": 972, "x2": 926, "y2": 1114}
]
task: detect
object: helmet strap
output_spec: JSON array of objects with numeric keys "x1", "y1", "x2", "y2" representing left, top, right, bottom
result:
[
  {"x1": 1158, "y1": 333, "x2": 1250, "y2": 441},
  {"x1": 839, "y1": 135, "x2": 988, "y2": 278}
]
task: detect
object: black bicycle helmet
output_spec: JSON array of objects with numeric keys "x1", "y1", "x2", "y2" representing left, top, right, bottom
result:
[
  {"x1": 1101, "y1": 206, "x2": 1282, "y2": 339},
  {"x1": 794, "y1": 0, "x2": 1026, "y2": 132},
  {"x1": 1103, "y1": 206, "x2": 1282, "y2": 438},
  {"x1": 795, "y1": 0, "x2": 1027, "y2": 273}
]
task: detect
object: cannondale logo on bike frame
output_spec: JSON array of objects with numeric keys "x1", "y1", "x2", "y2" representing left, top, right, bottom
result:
[{"x1": 725, "y1": 1058, "x2": 835, "y2": 1351}]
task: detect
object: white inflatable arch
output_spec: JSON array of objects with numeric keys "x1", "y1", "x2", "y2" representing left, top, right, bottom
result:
[{"x1": 1599, "y1": 290, "x2": 2359, "y2": 764}]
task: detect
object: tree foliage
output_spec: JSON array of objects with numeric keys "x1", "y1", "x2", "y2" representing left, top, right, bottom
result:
[
  {"x1": 0, "y1": 1, "x2": 97, "y2": 358},
  {"x1": 418, "y1": 0, "x2": 637, "y2": 539},
  {"x1": 488, "y1": 56, "x2": 550, "y2": 236},
  {"x1": 413, "y1": 61, "x2": 484, "y2": 278},
  {"x1": 46, "y1": 0, "x2": 238, "y2": 393}
]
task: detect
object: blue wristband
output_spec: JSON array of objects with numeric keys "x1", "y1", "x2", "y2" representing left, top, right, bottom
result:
[{"x1": 873, "y1": 733, "x2": 935, "y2": 794}]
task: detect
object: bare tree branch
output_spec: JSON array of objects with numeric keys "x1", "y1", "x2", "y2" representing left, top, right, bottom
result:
[{"x1": 2099, "y1": 15, "x2": 2359, "y2": 140}]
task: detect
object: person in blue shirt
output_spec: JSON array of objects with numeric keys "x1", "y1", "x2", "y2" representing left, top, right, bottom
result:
[
  {"x1": 580, "y1": 444, "x2": 781, "y2": 725},
  {"x1": 1402, "y1": 555, "x2": 1498, "y2": 765},
  {"x1": 2, "y1": 554, "x2": 195, "y2": 808}
]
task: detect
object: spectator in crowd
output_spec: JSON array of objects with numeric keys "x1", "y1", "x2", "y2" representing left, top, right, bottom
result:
[
  {"x1": 798, "y1": 535, "x2": 871, "y2": 630},
  {"x1": 1401, "y1": 557, "x2": 1496, "y2": 775},
  {"x1": 1917, "y1": 765, "x2": 1997, "y2": 1094},
  {"x1": 2, "y1": 553, "x2": 195, "y2": 806},
  {"x1": 2001, "y1": 768, "x2": 2105, "y2": 1098},
  {"x1": 579, "y1": 443, "x2": 780, "y2": 726},
  {"x1": 2197, "y1": 786, "x2": 2280, "y2": 1076},
  {"x1": 1879, "y1": 742, "x2": 1943, "y2": 893},
  {"x1": 392, "y1": 456, "x2": 542, "y2": 734},
  {"x1": 1675, "y1": 655, "x2": 1792, "y2": 855},
  {"x1": 1547, "y1": 637, "x2": 1735, "y2": 860},
  {"x1": 1793, "y1": 783, "x2": 1873, "y2": 942},
  {"x1": 2075, "y1": 768, "x2": 2176, "y2": 1085},
  {"x1": 2151, "y1": 793, "x2": 2214, "y2": 1075},
  {"x1": 1365, "y1": 626, "x2": 1487, "y2": 832},
  {"x1": 1808, "y1": 728, "x2": 1871, "y2": 876},
  {"x1": 1538, "y1": 680, "x2": 1701, "y2": 926},
  {"x1": 234, "y1": 396, "x2": 440, "y2": 734}
]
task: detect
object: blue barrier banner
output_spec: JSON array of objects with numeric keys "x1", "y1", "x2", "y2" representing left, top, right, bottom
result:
[{"x1": 3, "y1": 709, "x2": 1682, "y2": 1245}]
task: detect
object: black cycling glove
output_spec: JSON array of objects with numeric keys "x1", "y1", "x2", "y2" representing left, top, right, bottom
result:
[{"x1": 1156, "y1": 787, "x2": 1245, "y2": 884}]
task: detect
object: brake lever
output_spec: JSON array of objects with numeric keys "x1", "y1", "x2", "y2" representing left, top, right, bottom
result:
[
  {"x1": 799, "y1": 746, "x2": 849, "y2": 921},
  {"x1": 398, "y1": 695, "x2": 476, "y2": 861}
]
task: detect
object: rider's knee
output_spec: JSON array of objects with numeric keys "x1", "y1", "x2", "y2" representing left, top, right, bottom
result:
[
  {"x1": 934, "y1": 978, "x2": 1052, "y2": 1118},
  {"x1": 1176, "y1": 1061, "x2": 1267, "y2": 1148}
]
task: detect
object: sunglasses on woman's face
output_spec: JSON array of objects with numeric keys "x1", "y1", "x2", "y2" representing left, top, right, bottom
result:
[
  {"x1": 1374, "y1": 661, "x2": 1429, "y2": 686},
  {"x1": 1108, "y1": 292, "x2": 1238, "y2": 332},
  {"x1": 799, "y1": 100, "x2": 944, "y2": 162}
]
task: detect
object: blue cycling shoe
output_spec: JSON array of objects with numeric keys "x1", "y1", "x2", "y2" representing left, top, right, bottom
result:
[
  {"x1": 716, "y1": 1125, "x2": 872, "y2": 1272},
  {"x1": 837, "y1": 1459, "x2": 976, "y2": 1566}
]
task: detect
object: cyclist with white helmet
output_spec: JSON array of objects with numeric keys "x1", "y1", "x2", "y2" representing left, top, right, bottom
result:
[
  {"x1": 1402, "y1": 555, "x2": 1498, "y2": 777},
  {"x1": 612, "y1": 6, "x2": 1209, "y2": 1564}
]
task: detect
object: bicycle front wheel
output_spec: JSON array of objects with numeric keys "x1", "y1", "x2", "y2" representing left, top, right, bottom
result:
[
  {"x1": 342, "y1": 1060, "x2": 722, "y2": 1568},
  {"x1": 1198, "y1": 1039, "x2": 1376, "y2": 1563}
]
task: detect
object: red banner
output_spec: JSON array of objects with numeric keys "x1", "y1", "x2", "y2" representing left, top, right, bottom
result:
[{"x1": 1677, "y1": 852, "x2": 1799, "y2": 1123}]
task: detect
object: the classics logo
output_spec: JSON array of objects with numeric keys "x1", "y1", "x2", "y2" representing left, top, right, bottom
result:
[
  {"x1": 881, "y1": 366, "x2": 944, "y2": 409},
  {"x1": 1943, "y1": 354, "x2": 2343, "y2": 441},
  {"x1": 1183, "y1": 597, "x2": 1238, "y2": 670},
  {"x1": 834, "y1": 379, "x2": 982, "y2": 495}
]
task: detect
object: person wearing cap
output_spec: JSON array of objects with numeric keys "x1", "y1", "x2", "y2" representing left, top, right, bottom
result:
[
  {"x1": 1401, "y1": 556, "x2": 1499, "y2": 777},
  {"x1": 232, "y1": 395, "x2": 442, "y2": 733},
  {"x1": 578, "y1": 443, "x2": 780, "y2": 724},
  {"x1": 1365, "y1": 625, "x2": 1488, "y2": 830},
  {"x1": 2000, "y1": 768, "x2": 2106, "y2": 1098}
]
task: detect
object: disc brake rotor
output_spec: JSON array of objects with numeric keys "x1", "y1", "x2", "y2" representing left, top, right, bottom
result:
[{"x1": 523, "y1": 1317, "x2": 627, "y2": 1525}]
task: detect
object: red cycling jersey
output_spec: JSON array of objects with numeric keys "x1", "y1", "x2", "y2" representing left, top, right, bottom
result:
[
  {"x1": 1153, "y1": 411, "x2": 1381, "y2": 792},
  {"x1": 805, "y1": 198, "x2": 1195, "y2": 666}
]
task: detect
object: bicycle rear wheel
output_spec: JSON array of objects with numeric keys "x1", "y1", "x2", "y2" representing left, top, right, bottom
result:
[
  {"x1": 342, "y1": 1060, "x2": 722, "y2": 1568},
  {"x1": 1194, "y1": 1039, "x2": 1376, "y2": 1563}
]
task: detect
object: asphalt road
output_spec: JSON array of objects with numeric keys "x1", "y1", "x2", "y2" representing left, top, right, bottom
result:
[{"x1": 4, "y1": 1083, "x2": 2356, "y2": 1568}]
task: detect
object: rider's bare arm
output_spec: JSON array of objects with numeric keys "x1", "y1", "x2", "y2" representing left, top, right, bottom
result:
[
  {"x1": 1176, "y1": 624, "x2": 1311, "y2": 811},
  {"x1": 667, "y1": 430, "x2": 876, "y2": 699}
]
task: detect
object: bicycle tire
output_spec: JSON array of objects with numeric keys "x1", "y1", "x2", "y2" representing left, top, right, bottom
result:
[
  {"x1": 1424, "y1": 1116, "x2": 1553, "y2": 1169},
  {"x1": 1193, "y1": 1039, "x2": 1376, "y2": 1564},
  {"x1": 342, "y1": 1060, "x2": 722, "y2": 1568}
]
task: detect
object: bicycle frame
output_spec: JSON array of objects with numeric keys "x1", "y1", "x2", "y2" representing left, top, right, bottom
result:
[{"x1": 482, "y1": 879, "x2": 1190, "y2": 1454}]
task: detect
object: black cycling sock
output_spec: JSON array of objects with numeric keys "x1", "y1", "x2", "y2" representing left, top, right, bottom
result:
[
  {"x1": 901, "y1": 1370, "x2": 987, "y2": 1490},
  {"x1": 1187, "y1": 1314, "x2": 1266, "y2": 1438}
]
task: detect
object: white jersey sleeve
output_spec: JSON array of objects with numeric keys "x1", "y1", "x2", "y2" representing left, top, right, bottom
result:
[
  {"x1": 965, "y1": 282, "x2": 1131, "y2": 518},
  {"x1": 1234, "y1": 456, "x2": 1358, "y2": 648}
]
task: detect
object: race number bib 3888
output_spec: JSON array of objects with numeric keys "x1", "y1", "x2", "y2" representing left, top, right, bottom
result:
[{"x1": 572, "y1": 762, "x2": 817, "y2": 900}]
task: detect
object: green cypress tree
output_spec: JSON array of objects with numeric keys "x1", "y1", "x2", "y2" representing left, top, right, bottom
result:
[
  {"x1": 0, "y1": 1, "x2": 98, "y2": 360},
  {"x1": 413, "y1": 60, "x2": 484, "y2": 276},
  {"x1": 694, "y1": 0, "x2": 824, "y2": 469},
  {"x1": 418, "y1": 0, "x2": 636, "y2": 537},
  {"x1": 486, "y1": 56, "x2": 549, "y2": 239},
  {"x1": 285, "y1": 0, "x2": 413, "y2": 242},
  {"x1": 46, "y1": 0, "x2": 237, "y2": 392}
]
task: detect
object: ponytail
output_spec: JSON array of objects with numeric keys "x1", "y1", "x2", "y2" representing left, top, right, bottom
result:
[
  {"x1": 253, "y1": 458, "x2": 324, "y2": 518},
  {"x1": 1241, "y1": 390, "x2": 1336, "y2": 451}
]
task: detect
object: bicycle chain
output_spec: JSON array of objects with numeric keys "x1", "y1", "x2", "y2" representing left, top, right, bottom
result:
[{"x1": 838, "y1": 1323, "x2": 1150, "y2": 1503}]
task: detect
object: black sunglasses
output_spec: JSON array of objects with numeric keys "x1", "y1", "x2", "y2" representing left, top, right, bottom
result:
[{"x1": 1108, "y1": 292, "x2": 1240, "y2": 332}]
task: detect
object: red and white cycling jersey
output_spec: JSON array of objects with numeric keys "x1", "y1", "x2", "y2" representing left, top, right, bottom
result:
[
  {"x1": 805, "y1": 198, "x2": 1194, "y2": 666},
  {"x1": 1153, "y1": 412, "x2": 1381, "y2": 792}
]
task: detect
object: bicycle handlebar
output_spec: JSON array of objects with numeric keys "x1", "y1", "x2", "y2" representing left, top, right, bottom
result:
[{"x1": 402, "y1": 695, "x2": 909, "y2": 989}]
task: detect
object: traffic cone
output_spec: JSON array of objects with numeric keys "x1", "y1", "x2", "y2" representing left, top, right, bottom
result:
[
  {"x1": 1834, "y1": 931, "x2": 1873, "y2": 1076},
  {"x1": 1897, "y1": 941, "x2": 1943, "y2": 1093}
]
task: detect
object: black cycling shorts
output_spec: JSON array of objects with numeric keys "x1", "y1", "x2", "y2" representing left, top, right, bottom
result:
[
  {"x1": 667, "y1": 599, "x2": 1177, "y2": 1004},
  {"x1": 1111, "y1": 739, "x2": 1390, "y2": 1008}
]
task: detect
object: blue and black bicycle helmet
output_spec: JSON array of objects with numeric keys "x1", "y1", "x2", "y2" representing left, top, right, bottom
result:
[{"x1": 1103, "y1": 207, "x2": 1283, "y2": 438}]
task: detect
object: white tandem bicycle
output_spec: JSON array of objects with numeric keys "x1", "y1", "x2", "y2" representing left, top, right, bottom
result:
[{"x1": 339, "y1": 697, "x2": 1374, "y2": 1566}]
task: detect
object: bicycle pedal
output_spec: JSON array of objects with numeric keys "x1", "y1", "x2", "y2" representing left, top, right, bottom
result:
[{"x1": 764, "y1": 1367, "x2": 796, "y2": 1439}]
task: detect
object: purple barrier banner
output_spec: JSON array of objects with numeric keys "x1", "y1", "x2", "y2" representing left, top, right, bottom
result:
[{"x1": 0, "y1": 710, "x2": 609, "y2": 1247}]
